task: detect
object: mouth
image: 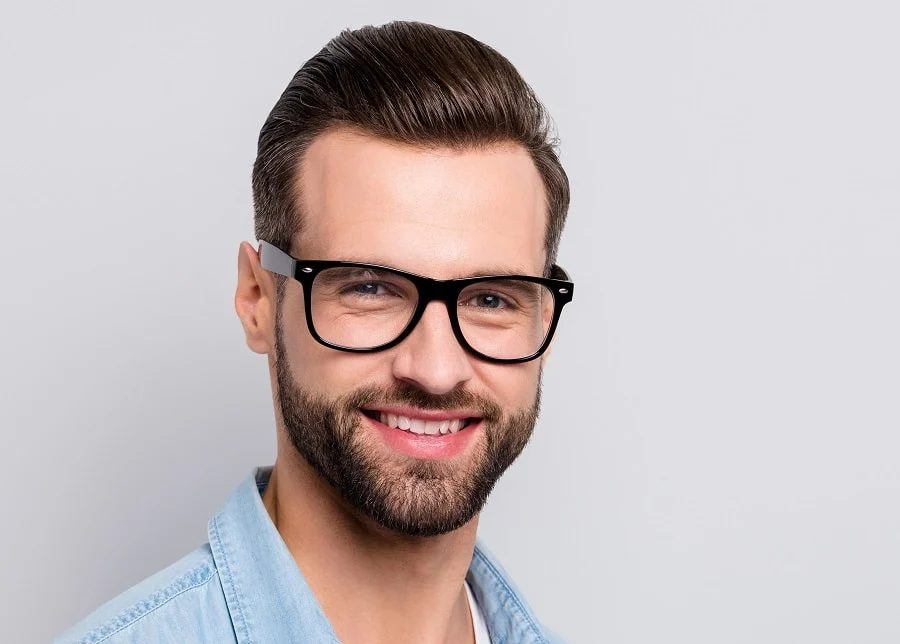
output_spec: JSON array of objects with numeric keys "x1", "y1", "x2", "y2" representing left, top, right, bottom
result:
[{"x1": 361, "y1": 409, "x2": 478, "y2": 436}]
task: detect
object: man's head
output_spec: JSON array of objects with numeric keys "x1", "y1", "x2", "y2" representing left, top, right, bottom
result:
[{"x1": 238, "y1": 21, "x2": 570, "y2": 537}]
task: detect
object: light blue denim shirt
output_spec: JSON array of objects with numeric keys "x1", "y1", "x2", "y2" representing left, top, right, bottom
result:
[{"x1": 55, "y1": 467, "x2": 563, "y2": 643}]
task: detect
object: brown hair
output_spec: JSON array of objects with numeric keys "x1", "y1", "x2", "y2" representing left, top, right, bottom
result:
[{"x1": 252, "y1": 21, "x2": 569, "y2": 290}]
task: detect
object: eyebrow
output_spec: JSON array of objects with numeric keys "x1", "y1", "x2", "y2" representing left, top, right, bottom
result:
[{"x1": 316, "y1": 255, "x2": 539, "y2": 279}]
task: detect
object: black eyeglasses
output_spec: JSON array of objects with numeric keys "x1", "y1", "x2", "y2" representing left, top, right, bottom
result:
[{"x1": 259, "y1": 240, "x2": 574, "y2": 364}]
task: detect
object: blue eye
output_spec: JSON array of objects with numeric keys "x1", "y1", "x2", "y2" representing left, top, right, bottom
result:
[
  {"x1": 462, "y1": 293, "x2": 509, "y2": 309},
  {"x1": 477, "y1": 294, "x2": 502, "y2": 308},
  {"x1": 352, "y1": 282, "x2": 385, "y2": 296}
]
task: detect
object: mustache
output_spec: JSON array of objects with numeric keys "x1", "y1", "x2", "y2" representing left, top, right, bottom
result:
[{"x1": 344, "y1": 383, "x2": 503, "y2": 423}]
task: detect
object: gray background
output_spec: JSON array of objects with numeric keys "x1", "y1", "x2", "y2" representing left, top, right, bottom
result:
[{"x1": 1, "y1": 1, "x2": 899, "y2": 642}]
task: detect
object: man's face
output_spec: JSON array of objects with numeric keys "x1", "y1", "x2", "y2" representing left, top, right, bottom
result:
[{"x1": 274, "y1": 129, "x2": 548, "y2": 536}]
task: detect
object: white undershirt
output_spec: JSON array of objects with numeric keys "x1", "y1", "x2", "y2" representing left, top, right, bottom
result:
[{"x1": 465, "y1": 581, "x2": 492, "y2": 644}]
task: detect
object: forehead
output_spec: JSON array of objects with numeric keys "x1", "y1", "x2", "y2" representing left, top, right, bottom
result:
[{"x1": 295, "y1": 129, "x2": 548, "y2": 278}]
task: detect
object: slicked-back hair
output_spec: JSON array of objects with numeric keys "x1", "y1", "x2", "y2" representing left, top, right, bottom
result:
[{"x1": 252, "y1": 21, "x2": 570, "y2": 298}]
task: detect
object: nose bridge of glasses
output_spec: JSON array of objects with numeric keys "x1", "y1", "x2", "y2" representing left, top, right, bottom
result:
[
  {"x1": 409, "y1": 274, "x2": 463, "y2": 308},
  {"x1": 399, "y1": 276, "x2": 466, "y2": 345},
  {"x1": 406, "y1": 277, "x2": 453, "y2": 334}
]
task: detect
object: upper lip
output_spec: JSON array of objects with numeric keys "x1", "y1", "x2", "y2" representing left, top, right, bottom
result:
[{"x1": 364, "y1": 405, "x2": 481, "y2": 421}]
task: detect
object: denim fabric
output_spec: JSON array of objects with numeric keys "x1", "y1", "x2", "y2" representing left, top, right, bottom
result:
[{"x1": 55, "y1": 467, "x2": 563, "y2": 643}]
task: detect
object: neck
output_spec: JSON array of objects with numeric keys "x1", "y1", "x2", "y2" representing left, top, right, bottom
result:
[{"x1": 262, "y1": 435, "x2": 478, "y2": 644}]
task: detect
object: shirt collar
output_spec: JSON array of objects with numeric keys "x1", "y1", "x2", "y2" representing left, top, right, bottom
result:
[
  {"x1": 208, "y1": 467, "x2": 550, "y2": 643},
  {"x1": 466, "y1": 542, "x2": 551, "y2": 643},
  {"x1": 208, "y1": 467, "x2": 339, "y2": 643}
]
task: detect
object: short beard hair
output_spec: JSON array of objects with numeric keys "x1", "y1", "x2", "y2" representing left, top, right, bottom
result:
[{"x1": 273, "y1": 309, "x2": 541, "y2": 537}]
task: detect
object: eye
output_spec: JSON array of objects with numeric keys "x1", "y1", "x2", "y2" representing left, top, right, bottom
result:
[
  {"x1": 354, "y1": 283, "x2": 381, "y2": 295},
  {"x1": 345, "y1": 282, "x2": 393, "y2": 297},
  {"x1": 462, "y1": 293, "x2": 509, "y2": 309}
]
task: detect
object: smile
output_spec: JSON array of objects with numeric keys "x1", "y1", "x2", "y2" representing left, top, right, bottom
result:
[{"x1": 362, "y1": 410, "x2": 476, "y2": 436}]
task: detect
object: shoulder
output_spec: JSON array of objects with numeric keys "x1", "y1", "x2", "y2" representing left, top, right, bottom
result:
[{"x1": 53, "y1": 544, "x2": 236, "y2": 644}]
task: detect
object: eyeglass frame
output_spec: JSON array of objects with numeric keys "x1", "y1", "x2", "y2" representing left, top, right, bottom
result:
[{"x1": 258, "y1": 240, "x2": 574, "y2": 364}]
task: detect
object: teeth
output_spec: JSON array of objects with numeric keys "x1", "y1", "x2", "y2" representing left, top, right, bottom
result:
[{"x1": 372, "y1": 412, "x2": 472, "y2": 436}]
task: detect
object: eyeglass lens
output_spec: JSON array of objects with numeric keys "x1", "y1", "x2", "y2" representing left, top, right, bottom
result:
[{"x1": 309, "y1": 266, "x2": 556, "y2": 360}]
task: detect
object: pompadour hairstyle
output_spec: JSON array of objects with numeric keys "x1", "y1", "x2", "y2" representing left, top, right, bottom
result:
[{"x1": 252, "y1": 20, "x2": 569, "y2": 293}]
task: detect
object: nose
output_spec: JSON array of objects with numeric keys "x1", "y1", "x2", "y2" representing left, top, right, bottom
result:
[{"x1": 390, "y1": 301, "x2": 474, "y2": 395}]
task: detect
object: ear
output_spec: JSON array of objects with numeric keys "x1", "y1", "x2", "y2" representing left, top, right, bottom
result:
[{"x1": 235, "y1": 241, "x2": 276, "y2": 355}]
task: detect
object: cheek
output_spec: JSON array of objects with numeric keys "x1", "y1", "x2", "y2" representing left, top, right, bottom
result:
[
  {"x1": 277, "y1": 295, "x2": 332, "y2": 389},
  {"x1": 279, "y1": 310, "x2": 394, "y2": 395},
  {"x1": 474, "y1": 362, "x2": 541, "y2": 411}
]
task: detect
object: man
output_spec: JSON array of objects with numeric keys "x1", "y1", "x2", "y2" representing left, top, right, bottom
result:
[{"x1": 56, "y1": 20, "x2": 574, "y2": 644}]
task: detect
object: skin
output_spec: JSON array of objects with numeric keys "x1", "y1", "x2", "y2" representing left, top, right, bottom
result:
[{"x1": 234, "y1": 129, "x2": 549, "y2": 644}]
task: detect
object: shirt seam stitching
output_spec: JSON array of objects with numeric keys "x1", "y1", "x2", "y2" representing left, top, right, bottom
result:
[
  {"x1": 211, "y1": 512, "x2": 252, "y2": 644},
  {"x1": 77, "y1": 565, "x2": 217, "y2": 644}
]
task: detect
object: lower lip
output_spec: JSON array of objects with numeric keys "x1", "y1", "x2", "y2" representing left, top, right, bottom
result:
[{"x1": 362, "y1": 413, "x2": 480, "y2": 460}]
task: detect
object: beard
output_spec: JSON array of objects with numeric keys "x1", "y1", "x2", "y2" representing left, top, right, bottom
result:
[{"x1": 273, "y1": 311, "x2": 541, "y2": 537}]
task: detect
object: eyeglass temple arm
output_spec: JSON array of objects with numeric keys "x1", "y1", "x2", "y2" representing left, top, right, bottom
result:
[
  {"x1": 262, "y1": 238, "x2": 572, "y2": 285},
  {"x1": 259, "y1": 240, "x2": 295, "y2": 278}
]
